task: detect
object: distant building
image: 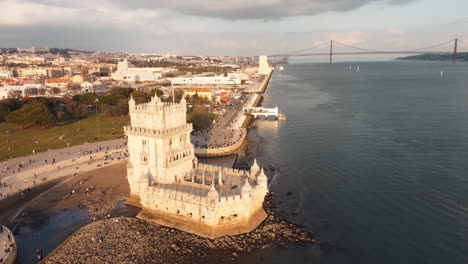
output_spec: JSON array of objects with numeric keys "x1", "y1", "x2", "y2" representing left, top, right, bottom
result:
[
  {"x1": 216, "y1": 91, "x2": 230, "y2": 104},
  {"x1": 18, "y1": 68, "x2": 48, "y2": 78},
  {"x1": 185, "y1": 88, "x2": 213, "y2": 101},
  {"x1": 0, "y1": 70, "x2": 13, "y2": 80},
  {"x1": 111, "y1": 59, "x2": 169, "y2": 82},
  {"x1": 80, "y1": 81, "x2": 94, "y2": 93},
  {"x1": 45, "y1": 77, "x2": 72, "y2": 91},
  {"x1": 110, "y1": 81, "x2": 131, "y2": 89},
  {"x1": 171, "y1": 76, "x2": 241, "y2": 86},
  {"x1": 47, "y1": 68, "x2": 65, "y2": 78},
  {"x1": 258, "y1": 55, "x2": 271, "y2": 75},
  {"x1": 0, "y1": 84, "x2": 46, "y2": 99}
]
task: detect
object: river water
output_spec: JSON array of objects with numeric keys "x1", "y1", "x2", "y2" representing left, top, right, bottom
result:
[{"x1": 239, "y1": 61, "x2": 468, "y2": 264}]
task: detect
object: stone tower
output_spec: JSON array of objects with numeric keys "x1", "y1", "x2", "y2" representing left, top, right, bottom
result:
[
  {"x1": 125, "y1": 95, "x2": 194, "y2": 201},
  {"x1": 124, "y1": 95, "x2": 268, "y2": 238}
]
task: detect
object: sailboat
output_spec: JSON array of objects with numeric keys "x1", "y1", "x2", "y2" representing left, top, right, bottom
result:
[
  {"x1": 356, "y1": 65, "x2": 360, "y2": 72},
  {"x1": 440, "y1": 69, "x2": 443, "y2": 77},
  {"x1": 348, "y1": 65, "x2": 352, "y2": 70}
]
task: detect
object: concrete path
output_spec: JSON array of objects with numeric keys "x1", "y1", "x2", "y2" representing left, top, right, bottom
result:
[{"x1": 0, "y1": 139, "x2": 128, "y2": 201}]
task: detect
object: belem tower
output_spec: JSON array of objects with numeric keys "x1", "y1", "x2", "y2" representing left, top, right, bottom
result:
[{"x1": 124, "y1": 95, "x2": 268, "y2": 238}]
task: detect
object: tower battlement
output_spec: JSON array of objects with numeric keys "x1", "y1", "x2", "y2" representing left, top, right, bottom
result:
[{"x1": 128, "y1": 95, "x2": 187, "y2": 130}]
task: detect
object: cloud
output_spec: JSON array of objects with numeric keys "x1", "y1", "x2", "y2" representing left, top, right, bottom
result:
[
  {"x1": 110, "y1": 0, "x2": 415, "y2": 19},
  {"x1": 0, "y1": 0, "x2": 166, "y2": 29},
  {"x1": 6, "y1": 0, "x2": 415, "y2": 21}
]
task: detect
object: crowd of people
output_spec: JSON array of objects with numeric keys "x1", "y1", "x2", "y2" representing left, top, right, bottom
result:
[
  {"x1": 191, "y1": 94, "x2": 253, "y2": 150},
  {"x1": 0, "y1": 225, "x2": 15, "y2": 264}
]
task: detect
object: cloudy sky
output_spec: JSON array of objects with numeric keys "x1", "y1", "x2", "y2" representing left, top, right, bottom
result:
[{"x1": 1, "y1": 0, "x2": 468, "y2": 57}]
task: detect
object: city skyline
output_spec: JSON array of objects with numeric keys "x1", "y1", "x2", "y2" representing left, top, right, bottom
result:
[{"x1": 1, "y1": 0, "x2": 468, "y2": 57}]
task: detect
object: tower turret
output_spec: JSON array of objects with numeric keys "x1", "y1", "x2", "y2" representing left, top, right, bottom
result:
[
  {"x1": 129, "y1": 94, "x2": 136, "y2": 109},
  {"x1": 242, "y1": 178, "x2": 253, "y2": 194},
  {"x1": 257, "y1": 168, "x2": 267, "y2": 184},
  {"x1": 218, "y1": 170, "x2": 223, "y2": 186},
  {"x1": 207, "y1": 180, "x2": 219, "y2": 207},
  {"x1": 251, "y1": 159, "x2": 260, "y2": 178}
]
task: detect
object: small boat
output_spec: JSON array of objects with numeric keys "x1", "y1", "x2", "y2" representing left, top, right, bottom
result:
[
  {"x1": 440, "y1": 69, "x2": 443, "y2": 77},
  {"x1": 348, "y1": 65, "x2": 352, "y2": 70},
  {"x1": 279, "y1": 66, "x2": 284, "y2": 71},
  {"x1": 356, "y1": 65, "x2": 360, "y2": 72}
]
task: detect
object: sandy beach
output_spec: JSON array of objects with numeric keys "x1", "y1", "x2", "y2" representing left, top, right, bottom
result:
[{"x1": 1, "y1": 161, "x2": 132, "y2": 225}]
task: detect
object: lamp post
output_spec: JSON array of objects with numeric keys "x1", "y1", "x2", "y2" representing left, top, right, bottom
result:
[{"x1": 94, "y1": 98, "x2": 100, "y2": 138}]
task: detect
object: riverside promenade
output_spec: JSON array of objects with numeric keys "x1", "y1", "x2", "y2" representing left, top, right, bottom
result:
[
  {"x1": 0, "y1": 225, "x2": 16, "y2": 264},
  {"x1": 0, "y1": 139, "x2": 128, "y2": 201},
  {"x1": 243, "y1": 69, "x2": 274, "y2": 94},
  {"x1": 193, "y1": 94, "x2": 261, "y2": 157}
]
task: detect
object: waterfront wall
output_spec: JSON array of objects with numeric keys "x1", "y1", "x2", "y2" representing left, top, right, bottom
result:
[{"x1": 243, "y1": 69, "x2": 274, "y2": 94}]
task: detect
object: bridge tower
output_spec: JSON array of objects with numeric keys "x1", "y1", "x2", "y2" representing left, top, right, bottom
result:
[
  {"x1": 329, "y1": 40, "x2": 333, "y2": 64},
  {"x1": 453, "y1": 38, "x2": 458, "y2": 63}
]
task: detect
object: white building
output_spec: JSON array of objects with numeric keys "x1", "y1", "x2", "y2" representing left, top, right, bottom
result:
[
  {"x1": 171, "y1": 76, "x2": 241, "y2": 86},
  {"x1": 125, "y1": 95, "x2": 268, "y2": 238},
  {"x1": 18, "y1": 68, "x2": 48, "y2": 77},
  {"x1": 0, "y1": 70, "x2": 13, "y2": 80},
  {"x1": 112, "y1": 59, "x2": 174, "y2": 82},
  {"x1": 80, "y1": 81, "x2": 94, "y2": 93},
  {"x1": 0, "y1": 84, "x2": 46, "y2": 99}
]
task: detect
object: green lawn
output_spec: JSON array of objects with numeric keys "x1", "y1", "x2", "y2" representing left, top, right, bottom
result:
[{"x1": 0, "y1": 113, "x2": 129, "y2": 160}]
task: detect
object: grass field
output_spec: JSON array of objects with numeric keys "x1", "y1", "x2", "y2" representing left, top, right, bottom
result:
[{"x1": 0, "y1": 113, "x2": 129, "y2": 160}]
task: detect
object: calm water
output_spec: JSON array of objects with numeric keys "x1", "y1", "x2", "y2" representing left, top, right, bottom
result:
[{"x1": 241, "y1": 61, "x2": 468, "y2": 264}]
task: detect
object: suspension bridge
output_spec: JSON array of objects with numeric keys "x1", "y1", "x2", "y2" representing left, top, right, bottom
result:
[{"x1": 269, "y1": 38, "x2": 467, "y2": 63}]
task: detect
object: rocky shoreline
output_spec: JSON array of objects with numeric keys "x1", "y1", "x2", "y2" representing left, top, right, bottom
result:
[{"x1": 43, "y1": 193, "x2": 317, "y2": 264}]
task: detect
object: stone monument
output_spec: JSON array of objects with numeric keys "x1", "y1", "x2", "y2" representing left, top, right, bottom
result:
[{"x1": 124, "y1": 95, "x2": 268, "y2": 238}]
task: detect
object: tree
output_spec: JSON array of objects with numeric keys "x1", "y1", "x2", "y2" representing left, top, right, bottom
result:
[
  {"x1": 65, "y1": 101, "x2": 86, "y2": 120},
  {"x1": 131, "y1": 90, "x2": 151, "y2": 104},
  {"x1": 0, "y1": 98, "x2": 22, "y2": 113},
  {"x1": 187, "y1": 106, "x2": 215, "y2": 131},
  {"x1": 73, "y1": 93, "x2": 98, "y2": 105},
  {"x1": 0, "y1": 104, "x2": 9, "y2": 122},
  {"x1": 102, "y1": 99, "x2": 129, "y2": 117},
  {"x1": 150, "y1": 88, "x2": 164, "y2": 97},
  {"x1": 6, "y1": 102, "x2": 56, "y2": 126}
]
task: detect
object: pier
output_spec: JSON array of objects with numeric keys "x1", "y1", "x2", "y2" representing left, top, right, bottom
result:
[{"x1": 243, "y1": 106, "x2": 286, "y2": 120}]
